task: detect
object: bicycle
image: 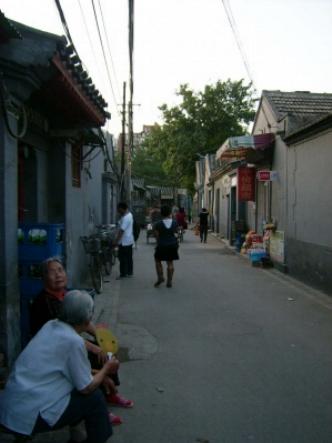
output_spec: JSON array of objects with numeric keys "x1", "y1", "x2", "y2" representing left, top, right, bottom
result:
[
  {"x1": 95, "y1": 225, "x2": 118, "y2": 275},
  {"x1": 177, "y1": 226, "x2": 184, "y2": 243},
  {"x1": 80, "y1": 235, "x2": 103, "y2": 294}
]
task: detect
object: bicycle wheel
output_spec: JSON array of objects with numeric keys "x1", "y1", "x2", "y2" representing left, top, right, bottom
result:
[
  {"x1": 90, "y1": 255, "x2": 103, "y2": 294},
  {"x1": 111, "y1": 249, "x2": 117, "y2": 266},
  {"x1": 103, "y1": 251, "x2": 112, "y2": 276}
]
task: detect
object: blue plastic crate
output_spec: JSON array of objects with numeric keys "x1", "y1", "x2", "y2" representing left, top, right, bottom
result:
[
  {"x1": 249, "y1": 250, "x2": 267, "y2": 263},
  {"x1": 18, "y1": 223, "x2": 64, "y2": 262}
]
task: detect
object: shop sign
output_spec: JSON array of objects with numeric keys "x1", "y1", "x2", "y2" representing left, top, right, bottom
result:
[
  {"x1": 257, "y1": 170, "x2": 278, "y2": 181},
  {"x1": 237, "y1": 167, "x2": 255, "y2": 201},
  {"x1": 269, "y1": 230, "x2": 285, "y2": 263}
]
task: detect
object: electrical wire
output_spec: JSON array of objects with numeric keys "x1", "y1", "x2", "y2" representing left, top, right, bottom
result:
[
  {"x1": 54, "y1": 0, "x2": 79, "y2": 56},
  {"x1": 221, "y1": 0, "x2": 256, "y2": 89},
  {"x1": 91, "y1": 0, "x2": 120, "y2": 112},
  {"x1": 97, "y1": 0, "x2": 121, "y2": 101},
  {"x1": 128, "y1": 0, "x2": 134, "y2": 154},
  {"x1": 77, "y1": 0, "x2": 103, "y2": 80}
]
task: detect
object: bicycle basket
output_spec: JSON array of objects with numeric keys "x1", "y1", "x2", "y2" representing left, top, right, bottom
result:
[{"x1": 80, "y1": 236, "x2": 101, "y2": 254}]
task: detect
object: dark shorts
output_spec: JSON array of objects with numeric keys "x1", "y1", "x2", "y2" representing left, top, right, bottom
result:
[{"x1": 155, "y1": 244, "x2": 179, "y2": 262}]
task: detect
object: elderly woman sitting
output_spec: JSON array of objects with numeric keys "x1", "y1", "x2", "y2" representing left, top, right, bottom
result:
[
  {"x1": 0, "y1": 290, "x2": 114, "y2": 443},
  {"x1": 29, "y1": 257, "x2": 133, "y2": 418}
]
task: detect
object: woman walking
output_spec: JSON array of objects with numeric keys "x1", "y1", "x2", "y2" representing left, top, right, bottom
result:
[{"x1": 153, "y1": 205, "x2": 179, "y2": 288}]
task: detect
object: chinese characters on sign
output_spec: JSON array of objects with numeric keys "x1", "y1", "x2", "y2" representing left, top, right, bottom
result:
[
  {"x1": 256, "y1": 170, "x2": 279, "y2": 181},
  {"x1": 237, "y1": 167, "x2": 256, "y2": 201}
]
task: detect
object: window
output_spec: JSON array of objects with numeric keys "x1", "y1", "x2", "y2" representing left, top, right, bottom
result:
[{"x1": 71, "y1": 143, "x2": 82, "y2": 187}]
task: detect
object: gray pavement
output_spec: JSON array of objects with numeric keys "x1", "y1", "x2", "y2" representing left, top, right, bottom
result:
[
  {"x1": 111, "y1": 230, "x2": 332, "y2": 443},
  {"x1": 3, "y1": 231, "x2": 332, "y2": 443}
]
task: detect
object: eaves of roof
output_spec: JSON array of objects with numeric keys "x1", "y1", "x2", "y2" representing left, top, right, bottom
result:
[
  {"x1": 2, "y1": 16, "x2": 109, "y2": 122},
  {"x1": 262, "y1": 90, "x2": 332, "y2": 121},
  {"x1": 0, "y1": 11, "x2": 22, "y2": 41},
  {"x1": 284, "y1": 113, "x2": 332, "y2": 144}
]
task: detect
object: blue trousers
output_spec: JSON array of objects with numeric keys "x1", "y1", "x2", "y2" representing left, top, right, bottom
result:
[
  {"x1": 33, "y1": 389, "x2": 112, "y2": 443},
  {"x1": 118, "y1": 244, "x2": 133, "y2": 276}
]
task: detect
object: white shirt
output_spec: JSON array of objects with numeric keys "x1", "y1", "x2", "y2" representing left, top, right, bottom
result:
[
  {"x1": 119, "y1": 211, "x2": 134, "y2": 246},
  {"x1": 0, "y1": 320, "x2": 92, "y2": 435},
  {"x1": 162, "y1": 218, "x2": 173, "y2": 229}
]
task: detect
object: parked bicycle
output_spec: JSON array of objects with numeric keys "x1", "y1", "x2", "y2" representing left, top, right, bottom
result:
[
  {"x1": 80, "y1": 225, "x2": 119, "y2": 294},
  {"x1": 80, "y1": 235, "x2": 104, "y2": 294},
  {"x1": 95, "y1": 224, "x2": 118, "y2": 275}
]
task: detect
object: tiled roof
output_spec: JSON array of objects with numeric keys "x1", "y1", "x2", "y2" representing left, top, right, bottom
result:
[
  {"x1": 2, "y1": 18, "x2": 108, "y2": 120},
  {"x1": 284, "y1": 112, "x2": 332, "y2": 143},
  {"x1": 0, "y1": 10, "x2": 22, "y2": 41},
  {"x1": 263, "y1": 90, "x2": 332, "y2": 120}
]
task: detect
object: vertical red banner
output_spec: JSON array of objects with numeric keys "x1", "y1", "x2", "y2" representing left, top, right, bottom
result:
[{"x1": 237, "y1": 167, "x2": 256, "y2": 201}]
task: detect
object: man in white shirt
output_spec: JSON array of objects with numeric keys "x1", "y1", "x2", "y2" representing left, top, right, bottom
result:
[
  {"x1": 115, "y1": 202, "x2": 134, "y2": 278},
  {"x1": 0, "y1": 290, "x2": 115, "y2": 443}
]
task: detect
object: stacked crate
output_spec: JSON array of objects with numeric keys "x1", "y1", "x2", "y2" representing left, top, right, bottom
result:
[{"x1": 18, "y1": 223, "x2": 64, "y2": 345}]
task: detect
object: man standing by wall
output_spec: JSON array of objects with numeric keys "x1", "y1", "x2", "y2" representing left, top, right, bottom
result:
[{"x1": 115, "y1": 202, "x2": 134, "y2": 279}]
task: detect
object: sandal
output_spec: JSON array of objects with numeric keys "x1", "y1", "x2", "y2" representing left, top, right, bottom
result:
[
  {"x1": 109, "y1": 412, "x2": 123, "y2": 425},
  {"x1": 108, "y1": 393, "x2": 134, "y2": 408}
]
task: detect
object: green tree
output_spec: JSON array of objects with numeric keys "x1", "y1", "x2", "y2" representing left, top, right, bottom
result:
[
  {"x1": 131, "y1": 125, "x2": 170, "y2": 186},
  {"x1": 133, "y1": 79, "x2": 255, "y2": 190}
]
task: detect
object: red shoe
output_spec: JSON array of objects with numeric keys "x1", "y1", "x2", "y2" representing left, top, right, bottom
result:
[
  {"x1": 109, "y1": 412, "x2": 123, "y2": 425},
  {"x1": 108, "y1": 393, "x2": 134, "y2": 408}
]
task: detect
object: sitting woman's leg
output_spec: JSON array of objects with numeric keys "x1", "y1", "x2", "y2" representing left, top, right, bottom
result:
[{"x1": 42, "y1": 389, "x2": 112, "y2": 443}]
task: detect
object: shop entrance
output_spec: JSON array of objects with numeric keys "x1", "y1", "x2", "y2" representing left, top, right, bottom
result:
[{"x1": 227, "y1": 186, "x2": 237, "y2": 243}]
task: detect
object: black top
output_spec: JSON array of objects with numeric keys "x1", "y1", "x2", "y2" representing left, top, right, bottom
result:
[
  {"x1": 29, "y1": 289, "x2": 62, "y2": 337},
  {"x1": 154, "y1": 220, "x2": 178, "y2": 247},
  {"x1": 199, "y1": 211, "x2": 209, "y2": 226}
]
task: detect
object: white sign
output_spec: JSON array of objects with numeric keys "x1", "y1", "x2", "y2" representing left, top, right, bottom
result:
[{"x1": 269, "y1": 230, "x2": 285, "y2": 263}]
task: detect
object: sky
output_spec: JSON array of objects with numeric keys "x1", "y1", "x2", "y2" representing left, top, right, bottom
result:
[{"x1": 1, "y1": 0, "x2": 332, "y2": 135}]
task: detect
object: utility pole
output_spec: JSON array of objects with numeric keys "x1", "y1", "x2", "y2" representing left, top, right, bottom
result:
[
  {"x1": 120, "y1": 81, "x2": 126, "y2": 201},
  {"x1": 127, "y1": 0, "x2": 134, "y2": 205}
]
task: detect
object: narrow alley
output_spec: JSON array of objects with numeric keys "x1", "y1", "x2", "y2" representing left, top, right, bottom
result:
[
  {"x1": 3, "y1": 230, "x2": 332, "y2": 443},
  {"x1": 109, "y1": 230, "x2": 332, "y2": 443}
]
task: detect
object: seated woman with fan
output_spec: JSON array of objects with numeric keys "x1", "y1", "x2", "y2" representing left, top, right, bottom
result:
[{"x1": 30, "y1": 257, "x2": 133, "y2": 425}]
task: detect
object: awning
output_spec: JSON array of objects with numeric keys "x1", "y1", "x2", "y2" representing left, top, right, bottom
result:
[
  {"x1": 160, "y1": 187, "x2": 174, "y2": 199},
  {"x1": 216, "y1": 133, "x2": 274, "y2": 161},
  {"x1": 132, "y1": 178, "x2": 146, "y2": 191}
]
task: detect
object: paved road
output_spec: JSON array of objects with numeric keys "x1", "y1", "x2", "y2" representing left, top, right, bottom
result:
[
  {"x1": 112, "y1": 230, "x2": 332, "y2": 443},
  {"x1": 3, "y1": 230, "x2": 332, "y2": 443}
]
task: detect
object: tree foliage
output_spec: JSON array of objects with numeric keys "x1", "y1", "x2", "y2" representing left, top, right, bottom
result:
[{"x1": 132, "y1": 79, "x2": 256, "y2": 190}]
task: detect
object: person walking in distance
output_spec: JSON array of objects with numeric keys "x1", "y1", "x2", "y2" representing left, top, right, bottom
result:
[
  {"x1": 153, "y1": 205, "x2": 179, "y2": 288},
  {"x1": 115, "y1": 202, "x2": 134, "y2": 278},
  {"x1": 199, "y1": 208, "x2": 209, "y2": 243}
]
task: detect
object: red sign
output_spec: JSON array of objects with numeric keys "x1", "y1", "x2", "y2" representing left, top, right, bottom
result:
[
  {"x1": 257, "y1": 170, "x2": 271, "y2": 181},
  {"x1": 237, "y1": 167, "x2": 256, "y2": 201}
]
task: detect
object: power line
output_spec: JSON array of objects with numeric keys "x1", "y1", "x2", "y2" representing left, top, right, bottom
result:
[
  {"x1": 77, "y1": 0, "x2": 103, "y2": 76},
  {"x1": 54, "y1": 0, "x2": 78, "y2": 55},
  {"x1": 97, "y1": 0, "x2": 121, "y2": 101},
  {"x1": 221, "y1": 0, "x2": 256, "y2": 89},
  {"x1": 91, "y1": 0, "x2": 120, "y2": 112}
]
